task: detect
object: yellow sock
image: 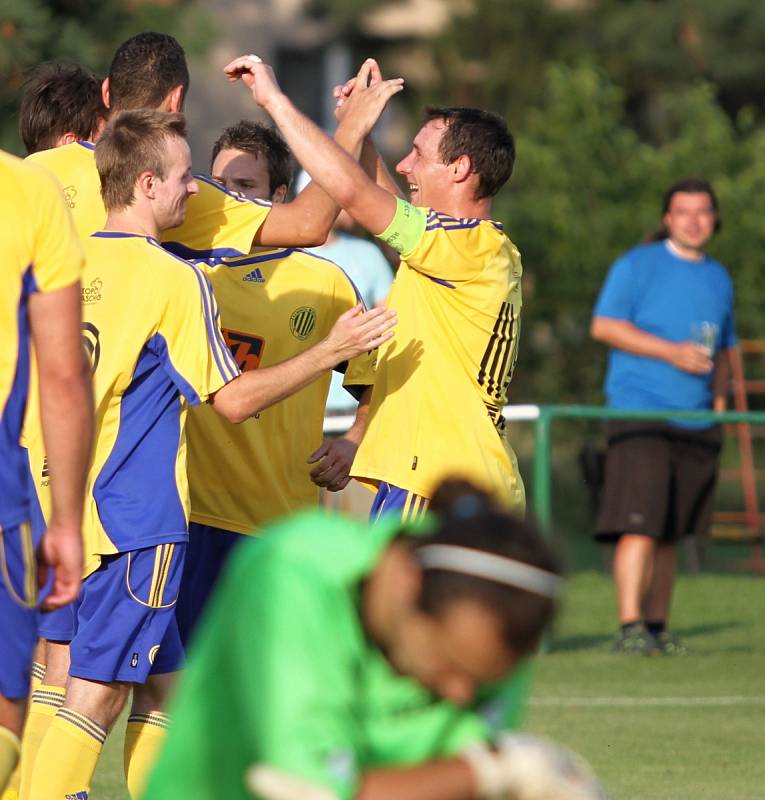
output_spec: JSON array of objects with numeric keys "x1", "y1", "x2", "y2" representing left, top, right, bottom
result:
[
  {"x1": 28, "y1": 664, "x2": 45, "y2": 694},
  {"x1": 0, "y1": 727, "x2": 20, "y2": 794},
  {"x1": 1, "y1": 663, "x2": 47, "y2": 800},
  {"x1": 1, "y1": 768, "x2": 19, "y2": 800},
  {"x1": 27, "y1": 708, "x2": 105, "y2": 800},
  {"x1": 124, "y1": 712, "x2": 170, "y2": 799},
  {"x1": 18, "y1": 685, "x2": 65, "y2": 799}
]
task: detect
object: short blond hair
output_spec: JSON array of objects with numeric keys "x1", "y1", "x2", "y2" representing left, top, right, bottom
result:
[{"x1": 95, "y1": 109, "x2": 187, "y2": 211}]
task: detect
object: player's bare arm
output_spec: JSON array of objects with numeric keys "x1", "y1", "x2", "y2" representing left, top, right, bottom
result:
[
  {"x1": 308, "y1": 385, "x2": 372, "y2": 492},
  {"x1": 210, "y1": 305, "x2": 394, "y2": 423},
  {"x1": 591, "y1": 315, "x2": 713, "y2": 374},
  {"x1": 334, "y1": 60, "x2": 404, "y2": 199},
  {"x1": 224, "y1": 55, "x2": 401, "y2": 236},
  {"x1": 28, "y1": 281, "x2": 94, "y2": 608},
  {"x1": 249, "y1": 734, "x2": 604, "y2": 800},
  {"x1": 235, "y1": 59, "x2": 385, "y2": 246}
]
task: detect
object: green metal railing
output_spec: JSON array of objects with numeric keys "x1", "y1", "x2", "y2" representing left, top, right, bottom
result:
[{"x1": 529, "y1": 405, "x2": 765, "y2": 530}]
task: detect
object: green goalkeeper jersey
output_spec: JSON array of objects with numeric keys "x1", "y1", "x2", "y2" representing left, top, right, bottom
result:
[{"x1": 144, "y1": 510, "x2": 533, "y2": 800}]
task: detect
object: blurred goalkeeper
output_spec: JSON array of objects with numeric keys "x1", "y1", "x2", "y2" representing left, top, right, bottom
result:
[{"x1": 144, "y1": 480, "x2": 605, "y2": 800}]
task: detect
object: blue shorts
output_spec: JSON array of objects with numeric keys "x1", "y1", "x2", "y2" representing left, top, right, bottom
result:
[
  {"x1": 0, "y1": 521, "x2": 39, "y2": 699},
  {"x1": 37, "y1": 601, "x2": 77, "y2": 641},
  {"x1": 68, "y1": 543, "x2": 186, "y2": 684},
  {"x1": 175, "y1": 523, "x2": 244, "y2": 646},
  {"x1": 369, "y1": 482, "x2": 430, "y2": 524}
]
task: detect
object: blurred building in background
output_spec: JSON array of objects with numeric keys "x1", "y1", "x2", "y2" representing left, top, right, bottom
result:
[{"x1": 184, "y1": 0, "x2": 464, "y2": 168}]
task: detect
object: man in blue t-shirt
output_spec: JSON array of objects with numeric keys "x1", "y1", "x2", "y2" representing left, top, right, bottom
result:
[{"x1": 591, "y1": 177, "x2": 737, "y2": 655}]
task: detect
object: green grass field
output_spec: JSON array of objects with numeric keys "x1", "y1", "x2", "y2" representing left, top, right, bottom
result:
[{"x1": 91, "y1": 569, "x2": 765, "y2": 799}]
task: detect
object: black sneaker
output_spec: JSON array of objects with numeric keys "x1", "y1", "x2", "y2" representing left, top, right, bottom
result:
[
  {"x1": 612, "y1": 624, "x2": 660, "y2": 655},
  {"x1": 653, "y1": 630, "x2": 688, "y2": 655}
]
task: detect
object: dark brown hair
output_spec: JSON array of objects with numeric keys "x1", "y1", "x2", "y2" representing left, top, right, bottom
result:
[
  {"x1": 108, "y1": 32, "x2": 189, "y2": 112},
  {"x1": 20, "y1": 62, "x2": 105, "y2": 154},
  {"x1": 423, "y1": 106, "x2": 515, "y2": 200},
  {"x1": 95, "y1": 110, "x2": 187, "y2": 211},
  {"x1": 645, "y1": 176, "x2": 721, "y2": 242},
  {"x1": 412, "y1": 479, "x2": 562, "y2": 658},
  {"x1": 211, "y1": 120, "x2": 294, "y2": 196}
]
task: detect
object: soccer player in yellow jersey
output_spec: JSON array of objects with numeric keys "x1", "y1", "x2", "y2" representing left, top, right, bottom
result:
[
  {"x1": 17, "y1": 32, "x2": 383, "y2": 788},
  {"x1": 24, "y1": 110, "x2": 394, "y2": 800},
  {"x1": 176, "y1": 120, "x2": 376, "y2": 642},
  {"x1": 225, "y1": 55, "x2": 525, "y2": 520},
  {"x1": 0, "y1": 151, "x2": 93, "y2": 791}
]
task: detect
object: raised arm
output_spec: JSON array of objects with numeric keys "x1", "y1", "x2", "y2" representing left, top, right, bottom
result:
[{"x1": 224, "y1": 56, "x2": 401, "y2": 236}]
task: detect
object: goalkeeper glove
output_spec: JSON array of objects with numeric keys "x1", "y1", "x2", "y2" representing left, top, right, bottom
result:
[{"x1": 462, "y1": 733, "x2": 607, "y2": 800}]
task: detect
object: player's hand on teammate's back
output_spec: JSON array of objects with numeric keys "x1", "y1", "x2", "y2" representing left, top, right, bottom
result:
[
  {"x1": 37, "y1": 518, "x2": 84, "y2": 610},
  {"x1": 223, "y1": 55, "x2": 283, "y2": 110},
  {"x1": 307, "y1": 436, "x2": 359, "y2": 491},
  {"x1": 322, "y1": 303, "x2": 396, "y2": 365},
  {"x1": 464, "y1": 733, "x2": 607, "y2": 800}
]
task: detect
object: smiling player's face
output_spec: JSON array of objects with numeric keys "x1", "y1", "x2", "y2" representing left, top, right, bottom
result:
[
  {"x1": 154, "y1": 135, "x2": 198, "y2": 231},
  {"x1": 395, "y1": 119, "x2": 452, "y2": 209}
]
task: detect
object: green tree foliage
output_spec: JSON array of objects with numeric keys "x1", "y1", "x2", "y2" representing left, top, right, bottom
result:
[
  {"x1": 310, "y1": 0, "x2": 765, "y2": 403},
  {"x1": 496, "y1": 65, "x2": 765, "y2": 403},
  {"x1": 0, "y1": 0, "x2": 211, "y2": 154}
]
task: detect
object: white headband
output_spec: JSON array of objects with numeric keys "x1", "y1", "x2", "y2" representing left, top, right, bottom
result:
[{"x1": 416, "y1": 545, "x2": 562, "y2": 599}]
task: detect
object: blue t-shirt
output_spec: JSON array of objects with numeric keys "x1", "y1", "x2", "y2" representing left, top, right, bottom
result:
[
  {"x1": 311, "y1": 233, "x2": 394, "y2": 412},
  {"x1": 593, "y1": 240, "x2": 736, "y2": 422}
]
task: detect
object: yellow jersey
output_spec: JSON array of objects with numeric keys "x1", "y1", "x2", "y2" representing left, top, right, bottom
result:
[
  {"x1": 354, "y1": 209, "x2": 525, "y2": 511},
  {"x1": 80, "y1": 232, "x2": 239, "y2": 575},
  {"x1": 187, "y1": 248, "x2": 376, "y2": 534},
  {"x1": 0, "y1": 151, "x2": 83, "y2": 529},
  {"x1": 28, "y1": 144, "x2": 272, "y2": 256},
  {"x1": 24, "y1": 143, "x2": 271, "y2": 524}
]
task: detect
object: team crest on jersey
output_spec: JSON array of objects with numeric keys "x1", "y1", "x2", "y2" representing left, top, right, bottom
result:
[
  {"x1": 81, "y1": 278, "x2": 102, "y2": 304},
  {"x1": 81, "y1": 322, "x2": 101, "y2": 373},
  {"x1": 65, "y1": 792, "x2": 88, "y2": 799},
  {"x1": 63, "y1": 185, "x2": 77, "y2": 208},
  {"x1": 242, "y1": 267, "x2": 265, "y2": 283},
  {"x1": 222, "y1": 328, "x2": 265, "y2": 372},
  {"x1": 289, "y1": 306, "x2": 316, "y2": 340}
]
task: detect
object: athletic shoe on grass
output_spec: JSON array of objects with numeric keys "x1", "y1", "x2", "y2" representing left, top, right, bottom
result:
[
  {"x1": 612, "y1": 624, "x2": 660, "y2": 655},
  {"x1": 653, "y1": 630, "x2": 688, "y2": 655}
]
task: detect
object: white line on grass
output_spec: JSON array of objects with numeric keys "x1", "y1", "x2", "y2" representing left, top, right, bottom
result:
[{"x1": 531, "y1": 696, "x2": 765, "y2": 707}]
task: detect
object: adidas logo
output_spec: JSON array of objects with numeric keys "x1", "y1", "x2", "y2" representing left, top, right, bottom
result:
[{"x1": 243, "y1": 268, "x2": 265, "y2": 283}]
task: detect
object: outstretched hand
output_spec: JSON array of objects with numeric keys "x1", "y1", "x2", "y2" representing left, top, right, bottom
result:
[
  {"x1": 333, "y1": 58, "x2": 404, "y2": 137},
  {"x1": 323, "y1": 303, "x2": 396, "y2": 365},
  {"x1": 223, "y1": 54, "x2": 283, "y2": 109}
]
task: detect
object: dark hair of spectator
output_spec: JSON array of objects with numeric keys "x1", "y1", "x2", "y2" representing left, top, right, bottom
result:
[{"x1": 644, "y1": 176, "x2": 721, "y2": 242}]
